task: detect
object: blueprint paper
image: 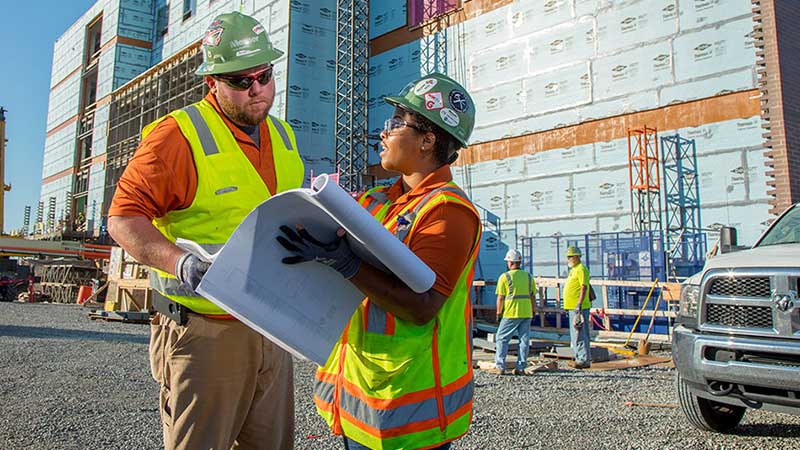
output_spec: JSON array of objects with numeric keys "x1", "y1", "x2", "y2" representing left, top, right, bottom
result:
[{"x1": 196, "y1": 174, "x2": 435, "y2": 365}]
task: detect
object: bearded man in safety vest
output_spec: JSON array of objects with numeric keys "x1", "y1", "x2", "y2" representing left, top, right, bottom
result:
[{"x1": 108, "y1": 12, "x2": 303, "y2": 450}]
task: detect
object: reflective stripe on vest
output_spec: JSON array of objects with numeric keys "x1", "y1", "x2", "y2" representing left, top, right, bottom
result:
[
  {"x1": 314, "y1": 376, "x2": 474, "y2": 431},
  {"x1": 358, "y1": 186, "x2": 392, "y2": 222},
  {"x1": 502, "y1": 271, "x2": 533, "y2": 301},
  {"x1": 314, "y1": 181, "x2": 481, "y2": 448},
  {"x1": 145, "y1": 99, "x2": 304, "y2": 315}
]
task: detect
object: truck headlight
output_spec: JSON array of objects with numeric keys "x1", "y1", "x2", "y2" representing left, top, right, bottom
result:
[{"x1": 679, "y1": 284, "x2": 700, "y2": 327}]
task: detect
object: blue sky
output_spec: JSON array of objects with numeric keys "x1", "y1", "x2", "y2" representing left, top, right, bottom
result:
[{"x1": 1, "y1": 1, "x2": 96, "y2": 233}]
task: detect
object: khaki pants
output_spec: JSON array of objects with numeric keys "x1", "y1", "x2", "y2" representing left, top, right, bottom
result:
[{"x1": 150, "y1": 313, "x2": 294, "y2": 450}]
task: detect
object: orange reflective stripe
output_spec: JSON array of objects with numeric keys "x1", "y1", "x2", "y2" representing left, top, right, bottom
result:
[
  {"x1": 339, "y1": 370, "x2": 472, "y2": 410},
  {"x1": 332, "y1": 319, "x2": 350, "y2": 435},
  {"x1": 316, "y1": 369, "x2": 337, "y2": 384},
  {"x1": 338, "y1": 398, "x2": 473, "y2": 439},
  {"x1": 431, "y1": 321, "x2": 446, "y2": 431},
  {"x1": 314, "y1": 396, "x2": 334, "y2": 413},
  {"x1": 385, "y1": 314, "x2": 395, "y2": 335}
]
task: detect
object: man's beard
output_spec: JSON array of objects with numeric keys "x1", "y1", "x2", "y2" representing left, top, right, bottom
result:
[{"x1": 218, "y1": 92, "x2": 272, "y2": 126}]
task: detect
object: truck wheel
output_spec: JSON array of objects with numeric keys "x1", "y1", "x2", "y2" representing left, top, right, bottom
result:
[{"x1": 677, "y1": 373, "x2": 745, "y2": 432}]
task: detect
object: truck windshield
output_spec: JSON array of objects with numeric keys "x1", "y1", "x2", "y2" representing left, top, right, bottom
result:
[{"x1": 757, "y1": 205, "x2": 800, "y2": 247}]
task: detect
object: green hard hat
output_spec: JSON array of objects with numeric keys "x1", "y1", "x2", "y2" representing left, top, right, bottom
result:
[
  {"x1": 195, "y1": 11, "x2": 283, "y2": 76},
  {"x1": 566, "y1": 246, "x2": 582, "y2": 257},
  {"x1": 385, "y1": 73, "x2": 475, "y2": 148}
]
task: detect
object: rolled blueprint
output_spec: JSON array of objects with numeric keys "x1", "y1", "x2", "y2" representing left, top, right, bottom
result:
[{"x1": 310, "y1": 174, "x2": 436, "y2": 293}]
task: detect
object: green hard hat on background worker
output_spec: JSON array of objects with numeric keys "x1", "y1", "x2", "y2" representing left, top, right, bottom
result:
[
  {"x1": 566, "y1": 246, "x2": 582, "y2": 257},
  {"x1": 195, "y1": 11, "x2": 283, "y2": 76},
  {"x1": 385, "y1": 72, "x2": 475, "y2": 148}
]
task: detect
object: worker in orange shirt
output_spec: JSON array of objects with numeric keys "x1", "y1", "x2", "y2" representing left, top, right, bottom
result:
[
  {"x1": 277, "y1": 73, "x2": 481, "y2": 449},
  {"x1": 108, "y1": 11, "x2": 303, "y2": 450}
]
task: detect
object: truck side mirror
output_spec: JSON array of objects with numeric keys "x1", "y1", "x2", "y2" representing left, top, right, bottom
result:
[{"x1": 719, "y1": 226, "x2": 738, "y2": 253}]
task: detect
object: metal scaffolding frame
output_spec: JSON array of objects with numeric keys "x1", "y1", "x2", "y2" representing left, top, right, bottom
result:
[
  {"x1": 419, "y1": 0, "x2": 449, "y2": 77},
  {"x1": 335, "y1": 0, "x2": 370, "y2": 192},
  {"x1": 103, "y1": 44, "x2": 206, "y2": 215},
  {"x1": 660, "y1": 133, "x2": 704, "y2": 278},
  {"x1": 627, "y1": 126, "x2": 662, "y2": 233}
]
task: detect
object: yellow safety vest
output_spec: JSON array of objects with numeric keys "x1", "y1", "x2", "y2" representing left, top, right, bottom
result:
[
  {"x1": 145, "y1": 99, "x2": 304, "y2": 314},
  {"x1": 497, "y1": 269, "x2": 534, "y2": 318},
  {"x1": 563, "y1": 263, "x2": 591, "y2": 310},
  {"x1": 314, "y1": 182, "x2": 481, "y2": 449}
]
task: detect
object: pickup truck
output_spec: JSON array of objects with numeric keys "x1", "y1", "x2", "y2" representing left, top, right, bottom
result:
[{"x1": 673, "y1": 202, "x2": 800, "y2": 432}]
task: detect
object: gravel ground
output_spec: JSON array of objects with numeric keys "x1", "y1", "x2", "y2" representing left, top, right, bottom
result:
[{"x1": 1, "y1": 302, "x2": 798, "y2": 449}]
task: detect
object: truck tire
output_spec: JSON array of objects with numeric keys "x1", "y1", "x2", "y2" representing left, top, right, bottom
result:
[{"x1": 677, "y1": 373, "x2": 745, "y2": 432}]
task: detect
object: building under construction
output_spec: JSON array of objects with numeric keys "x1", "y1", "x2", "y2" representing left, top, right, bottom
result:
[{"x1": 39, "y1": 1, "x2": 799, "y2": 285}]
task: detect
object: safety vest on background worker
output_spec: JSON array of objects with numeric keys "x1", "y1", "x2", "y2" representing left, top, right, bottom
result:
[
  {"x1": 563, "y1": 262, "x2": 591, "y2": 311},
  {"x1": 497, "y1": 269, "x2": 535, "y2": 318},
  {"x1": 146, "y1": 98, "x2": 305, "y2": 314},
  {"x1": 314, "y1": 183, "x2": 481, "y2": 449}
]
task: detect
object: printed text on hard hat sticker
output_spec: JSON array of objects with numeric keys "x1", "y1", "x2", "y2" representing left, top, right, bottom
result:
[
  {"x1": 440, "y1": 108, "x2": 460, "y2": 127},
  {"x1": 413, "y1": 78, "x2": 438, "y2": 96}
]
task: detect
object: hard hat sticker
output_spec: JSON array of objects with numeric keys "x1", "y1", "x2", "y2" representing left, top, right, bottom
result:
[
  {"x1": 413, "y1": 78, "x2": 438, "y2": 96},
  {"x1": 424, "y1": 92, "x2": 444, "y2": 110},
  {"x1": 440, "y1": 108, "x2": 460, "y2": 127},
  {"x1": 449, "y1": 90, "x2": 469, "y2": 112},
  {"x1": 252, "y1": 24, "x2": 265, "y2": 34},
  {"x1": 203, "y1": 27, "x2": 224, "y2": 47}
]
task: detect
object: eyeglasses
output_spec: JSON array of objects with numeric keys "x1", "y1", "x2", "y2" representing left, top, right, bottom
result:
[
  {"x1": 214, "y1": 66, "x2": 274, "y2": 91},
  {"x1": 383, "y1": 117, "x2": 424, "y2": 134}
]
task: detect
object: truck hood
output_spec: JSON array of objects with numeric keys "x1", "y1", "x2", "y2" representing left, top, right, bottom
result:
[{"x1": 704, "y1": 243, "x2": 800, "y2": 271}]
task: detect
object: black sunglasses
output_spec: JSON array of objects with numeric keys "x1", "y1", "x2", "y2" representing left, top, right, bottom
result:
[{"x1": 215, "y1": 66, "x2": 274, "y2": 90}]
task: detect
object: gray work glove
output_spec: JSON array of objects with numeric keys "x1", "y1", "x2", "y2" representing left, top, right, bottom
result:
[
  {"x1": 573, "y1": 312, "x2": 585, "y2": 330},
  {"x1": 277, "y1": 225, "x2": 361, "y2": 279},
  {"x1": 175, "y1": 253, "x2": 211, "y2": 294}
]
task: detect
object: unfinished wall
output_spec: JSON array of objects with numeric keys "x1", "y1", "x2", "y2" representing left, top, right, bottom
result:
[
  {"x1": 41, "y1": 1, "x2": 106, "y2": 228},
  {"x1": 370, "y1": 1, "x2": 406, "y2": 39},
  {"x1": 461, "y1": 0, "x2": 757, "y2": 143},
  {"x1": 285, "y1": 0, "x2": 337, "y2": 181},
  {"x1": 453, "y1": 115, "x2": 770, "y2": 246}
]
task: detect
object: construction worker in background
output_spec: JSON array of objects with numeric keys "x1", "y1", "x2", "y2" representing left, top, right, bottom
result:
[
  {"x1": 107, "y1": 11, "x2": 303, "y2": 450},
  {"x1": 489, "y1": 249, "x2": 536, "y2": 375},
  {"x1": 277, "y1": 73, "x2": 480, "y2": 450},
  {"x1": 564, "y1": 246, "x2": 592, "y2": 369}
]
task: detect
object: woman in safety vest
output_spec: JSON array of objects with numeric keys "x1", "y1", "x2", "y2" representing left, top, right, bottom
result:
[{"x1": 277, "y1": 73, "x2": 481, "y2": 449}]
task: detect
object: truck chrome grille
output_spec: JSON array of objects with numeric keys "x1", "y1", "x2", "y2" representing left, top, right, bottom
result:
[
  {"x1": 708, "y1": 277, "x2": 771, "y2": 298},
  {"x1": 705, "y1": 304, "x2": 774, "y2": 329}
]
